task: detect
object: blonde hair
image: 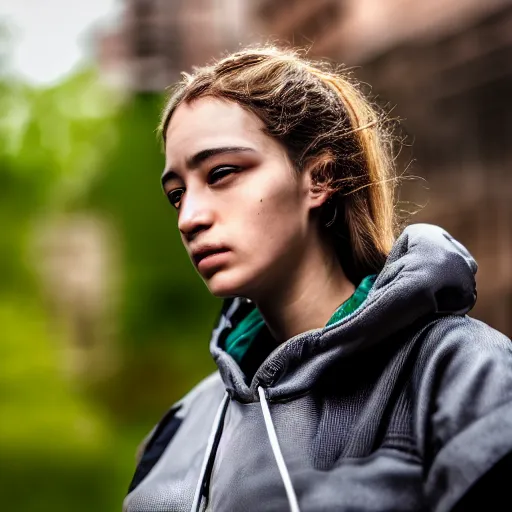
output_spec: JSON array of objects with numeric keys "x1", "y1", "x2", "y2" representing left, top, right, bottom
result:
[{"x1": 159, "y1": 47, "x2": 397, "y2": 284}]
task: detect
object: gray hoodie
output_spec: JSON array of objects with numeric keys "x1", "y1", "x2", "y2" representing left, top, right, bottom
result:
[{"x1": 124, "y1": 224, "x2": 512, "y2": 512}]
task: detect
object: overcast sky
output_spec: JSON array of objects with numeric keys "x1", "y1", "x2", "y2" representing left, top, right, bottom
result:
[{"x1": 0, "y1": 0, "x2": 120, "y2": 85}]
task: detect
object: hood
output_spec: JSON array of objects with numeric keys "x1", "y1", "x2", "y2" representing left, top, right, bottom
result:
[{"x1": 209, "y1": 223, "x2": 478, "y2": 403}]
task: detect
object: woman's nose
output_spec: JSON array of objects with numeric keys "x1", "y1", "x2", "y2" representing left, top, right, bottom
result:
[{"x1": 178, "y1": 192, "x2": 214, "y2": 239}]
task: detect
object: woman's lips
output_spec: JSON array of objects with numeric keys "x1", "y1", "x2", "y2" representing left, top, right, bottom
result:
[
  {"x1": 196, "y1": 249, "x2": 231, "y2": 273},
  {"x1": 191, "y1": 245, "x2": 231, "y2": 271}
]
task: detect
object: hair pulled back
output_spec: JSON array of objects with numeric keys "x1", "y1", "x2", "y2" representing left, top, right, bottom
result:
[{"x1": 159, "y1": 46, "x2": 397, "y2": 284}]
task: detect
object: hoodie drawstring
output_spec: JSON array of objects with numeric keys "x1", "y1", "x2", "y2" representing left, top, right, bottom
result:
[
  {"x1": 190, "y1": 392, "x2": 229, "y2": 512},
  {"x1": 258, "y1": 386, "x2": 301, "y2": 512},
  {"x1": 190, "y1": 388, "x2": 301, "y2": 512}
]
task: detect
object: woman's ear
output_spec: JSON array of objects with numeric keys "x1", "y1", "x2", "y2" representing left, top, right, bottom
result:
[
  {"x1": 308, "y1": 181, "x2": 331, "y2": 209},
  {"x1": 304, "y1": 155, "x2": 334, "y2": 209}
]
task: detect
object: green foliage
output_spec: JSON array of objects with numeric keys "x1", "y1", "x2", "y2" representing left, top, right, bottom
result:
[
  {"x1": 0, "y1": 63, "x2": 218, "y2": 511},
  {"x1": 0, "y1": 298, "x2": 122, "y2": 512}
]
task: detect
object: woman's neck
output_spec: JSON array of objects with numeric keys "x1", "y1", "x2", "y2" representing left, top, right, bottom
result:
[{"x1": 254, "y1": 238, "x2": 355, "y2": 343}]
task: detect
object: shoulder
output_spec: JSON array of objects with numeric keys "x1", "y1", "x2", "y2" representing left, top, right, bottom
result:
[
  {"x1": 412, "y1": 314, "x2": 512, "y2": 390},
  {"x1": 409, "y1": 315, "x2": 512, "y2": 511},
  {"x1": 421, "y1": 314, "x2": 511, "y2": 350},
  {"x1": 134, "y1": 371, "x2": 224, "y2": 463},
  {"x1": 411, "y1": 314, "x2": 512, "y2": 428},
  {"x1": 128, "y1": 371, "x2": 224, "y2": 495}
]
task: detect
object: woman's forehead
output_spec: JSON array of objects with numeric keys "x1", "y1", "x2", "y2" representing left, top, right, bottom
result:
[
  {"x1": 165, "y1": 98, "x2": 275, "y2": 165},
  {"x1": 167, "y1": 98, "x2": 262, "y2": 140}
]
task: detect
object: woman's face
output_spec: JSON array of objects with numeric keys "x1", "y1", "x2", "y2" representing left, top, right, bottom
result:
[{"x1": 163, "y1": 97, "x2": 323, "y2": 300}]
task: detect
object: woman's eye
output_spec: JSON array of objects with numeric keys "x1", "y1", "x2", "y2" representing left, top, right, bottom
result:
[
  {"x1": 207, "y1": 166, "x2": 239, "y2": 185},
  {"x1": 167, "y1": 189, "x2": 184, "y2": 208}
]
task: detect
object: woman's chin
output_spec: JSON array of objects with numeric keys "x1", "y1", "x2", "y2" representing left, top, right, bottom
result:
[{"x1": 204, "y1": 270, "x2": 252, "y2": 299}]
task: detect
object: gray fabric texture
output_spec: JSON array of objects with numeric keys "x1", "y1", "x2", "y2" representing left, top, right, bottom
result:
[{"x1": 124, "y1": 223, "x2": 512, "y2": 512}]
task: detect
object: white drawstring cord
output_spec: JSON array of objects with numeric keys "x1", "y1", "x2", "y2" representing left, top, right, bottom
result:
[
  {"x1": 190, "y1": 386, "x2": 301, "y2": 512},
  {"x1": 190, "y1": 392, "x2": 229, "y2": 512},
  {"x1": 258, "y1": 386, "x2": 301, "y2": 512}
]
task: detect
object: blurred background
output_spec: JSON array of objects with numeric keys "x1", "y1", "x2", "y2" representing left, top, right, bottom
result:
[{"x1": 1, "y1": 0, "x2": 511, "y2": 510}]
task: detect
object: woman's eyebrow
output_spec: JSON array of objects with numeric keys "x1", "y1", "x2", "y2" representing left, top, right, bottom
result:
[
  {"x1": 161, "y1": 146, "x2": 255, "y2": 186},
  {"x1": 187, "y1": 146, "x2": 255, "y2": 168}
]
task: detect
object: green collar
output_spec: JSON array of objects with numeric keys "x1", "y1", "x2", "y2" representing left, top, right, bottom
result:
[
  {"x1": 225, "y1": 274, "x2": 376, "y2": 364},
  {"x1": 326, "y1": 274, "x2": 376, "y2": 326}
]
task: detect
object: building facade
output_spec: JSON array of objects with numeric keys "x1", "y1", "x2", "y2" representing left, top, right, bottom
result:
[{"x1": 97, "y1": 0, "x2": 253, "y2": 91}]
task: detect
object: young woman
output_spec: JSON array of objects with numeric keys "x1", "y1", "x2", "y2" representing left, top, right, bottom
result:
[{"x1": 124, "y1": 47, "x2": 512, "y2": 512}]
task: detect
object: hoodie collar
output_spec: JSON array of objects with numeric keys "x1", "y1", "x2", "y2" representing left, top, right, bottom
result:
[
  {"x1": 210, "y1": 224, "x2": 477, "y2": 403},
  {"x1": 225, "y1": 274, "x2": 377, "y2": 365}
]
